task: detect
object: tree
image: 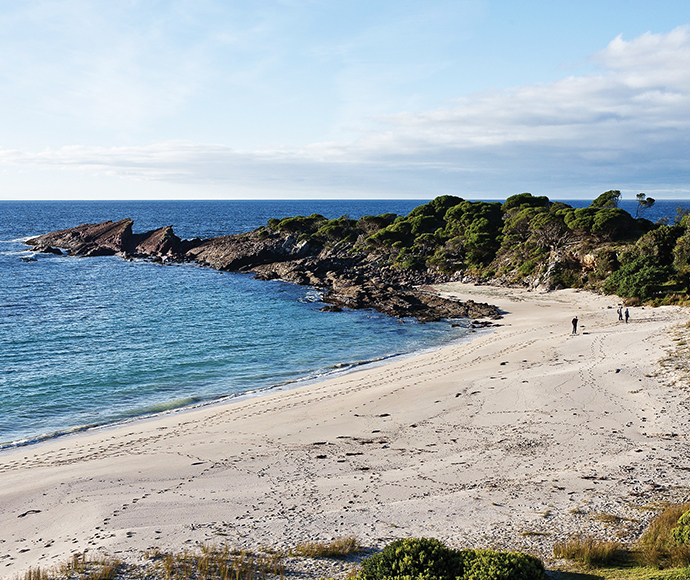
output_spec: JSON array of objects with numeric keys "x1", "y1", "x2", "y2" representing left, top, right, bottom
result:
[
  {"x1": 635, "y1": 193, "x2": 656, "y2": 218},
  {"x1": 591, "y1": 208, "x2": 635, "y2": 241},
  {"x1": 603, "y1": 256, "x2": 671, "y2": 300},
  {"x1": 502, "y1": 207, "x2": 546, "y2": 244},
  {"x1": 590, "y1": 190, "x2": 621, "y2": 209},
  {"x1": 673, "y1": 229, "x2": 690, "y2": 287},
  {"x1": 530, "y1": 212, "x2": 572, "y2": 251},
  {"x1": 501, "y1": 192, "x2": 550, "y2": 213}
]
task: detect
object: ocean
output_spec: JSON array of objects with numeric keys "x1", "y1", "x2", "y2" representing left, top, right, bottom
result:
[{"x1": 1, "y1": 198, "x2": 688, "y2": 449}]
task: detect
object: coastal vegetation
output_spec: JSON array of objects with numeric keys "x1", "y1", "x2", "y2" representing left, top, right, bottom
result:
[
  {"x1": 357, "y1": 537, "x2": 545, "y2": 580},
  {"x1": 27, "y1": 191, "x2": 690, "y2": 321},
  {"x1": 259, "y1": 190, "x2": 689, "y2": 304}
]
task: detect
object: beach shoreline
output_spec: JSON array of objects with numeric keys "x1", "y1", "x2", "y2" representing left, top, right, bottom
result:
[
  {"x1": 2, "y1": 283, "x2": 690, "y2": 577},
  {"x1": 0, "y1": 316, "x2": 484, "y2": 455}
]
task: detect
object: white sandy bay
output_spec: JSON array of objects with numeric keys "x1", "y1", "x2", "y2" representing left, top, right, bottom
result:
[{"x1": 1, "y1": 284, "x2": 690, "y2": 577}]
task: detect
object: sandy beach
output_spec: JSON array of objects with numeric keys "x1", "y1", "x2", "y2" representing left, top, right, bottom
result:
[{"x1": 2, "y1": 283, "x2": 690, "y2": 577}]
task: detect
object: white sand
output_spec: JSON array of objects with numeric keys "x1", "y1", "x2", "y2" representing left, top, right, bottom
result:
[{"x1": 2, "y1": 284, "x2": 690, "y2": 577}]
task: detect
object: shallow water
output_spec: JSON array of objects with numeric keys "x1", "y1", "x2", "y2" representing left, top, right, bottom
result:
[{"x1": 0, "y1": 200, "x2": 469, "y2": 448}]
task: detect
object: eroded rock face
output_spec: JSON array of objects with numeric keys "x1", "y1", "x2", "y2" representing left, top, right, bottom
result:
[
  {"x1": 187, "y1": 234, "x2": 315, "y2": 271},
  {"x1": 26, "y1": 220, "x2": 501, "y2": 322},
  {"x1": 26, "y1": 219, "x2": 193, "y2": 259}
]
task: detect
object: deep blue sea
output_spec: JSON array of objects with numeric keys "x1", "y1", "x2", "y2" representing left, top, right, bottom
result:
[{"x1": 1, "y1": 198, "x2": 688, "y2": 449}]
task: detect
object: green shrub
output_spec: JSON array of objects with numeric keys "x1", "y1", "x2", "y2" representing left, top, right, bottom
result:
[
  {"x1": 550, "y1": 264, "x2": 583, "y2": 289},
  {"x1": 357, "y1": 213, "x2": 397, "y2": 235},
  {"x1": 518, "y1": 259, "x2": 536, "y2": 277},
  {"x1": 672, "y1": 510, "x2": 690, "y2": 545},
  {"x1": 501, "y1": 192, "x2": 550, "y2": 213},
  {"x1": 462, "y1": 549, "x2": 545, "y2": 580},
  {"x1": 357, "y1": 538, "x2": 544, "y2": 580},
  {"x1": 314, "y1": 216, "x2": 358, "y2": 243},
  {"x1": 595, "y1": 249, "x2": 619, "y2": 278},
  {"x1": 602, "y1": 256, "x2": 672, "y2": 300},
  {"x1": 358, "y1": 538, "x2": 457, "y2": 580},
  {"x1": 275, "y1": 214, "x2": 327, "y2": 235}
]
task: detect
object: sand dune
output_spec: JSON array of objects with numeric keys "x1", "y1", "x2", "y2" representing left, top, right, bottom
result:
[{"x1": 2, "y1": 284, "x2": 689, "y2": 577}]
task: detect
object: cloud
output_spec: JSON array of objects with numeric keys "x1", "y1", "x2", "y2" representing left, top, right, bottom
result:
[{"x1": 3, "y1": 26, "x2": 690, "y2": 199}]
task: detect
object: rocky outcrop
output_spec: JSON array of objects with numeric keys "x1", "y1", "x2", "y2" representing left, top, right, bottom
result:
[
  {"x1": 26, "y1": 220, "x2": 501, "y2": 322},
  {"x1": 187, "y1": 233, "x2": 315, "y2": 271},
  {"x1": 26, "y1": 219, "x2": 197, "y2": 260}
]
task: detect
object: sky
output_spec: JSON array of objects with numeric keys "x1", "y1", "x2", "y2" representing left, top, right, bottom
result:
[{"x1": 2, "y1": 1, "x2": 690, "y2": 201}]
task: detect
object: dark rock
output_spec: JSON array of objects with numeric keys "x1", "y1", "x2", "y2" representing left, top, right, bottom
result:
[
  {"x1": 26, "y1": 219, "x2": 502, "y2": 323},
  {"x1": 35, "y1": 245, "x2": 63, "y2": 255}
]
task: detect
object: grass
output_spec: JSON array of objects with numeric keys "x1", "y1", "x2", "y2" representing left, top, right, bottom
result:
[
  {"x1": 594, "y1": 513, "x2": 640, "y2": 526},
  {"x1": 554, "y1": 535, "x2": 624, "y2": 567},
  {"x1": 595, "y1": 514, "x2": 623, "y2": 525},
  {"x1": 291, "y1": 536, "x2": 363, "y2": 559},
  {"x1": 638, "y1": 502, "x2": 690, "y2": 569},
  {"x1": 18, "y1": 553, "x2": 122, "y2": 580},
  {"x1": 148, "y1": 544, "x2": 286, "y2": 580},
  {"x1": 14, "y1": 539, "x2": 363, "y2": 580},
  {"x1": 554, "y1": 565, "x2": 690, "y2": 579},
  {"x1": 552, "y1": 502, "x2": 690, "y2": 579}
]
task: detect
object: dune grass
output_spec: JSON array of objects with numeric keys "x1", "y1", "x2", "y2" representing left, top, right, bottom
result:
[
  {"x1": 14, "y1": 504, "x2": 690, "y2": 580},
  {"x1": 554, "y1": 535, "x2": 624, "y2": 567},
  {"x1": 18, "y1": 553, "x2": 122, "y2": 580},
  {"x1": 637, "y1": 502, "x2": 690, "y2": 569},
  {"x1": 13, "y1": 539, "x2": 362, "y2": 580},
  {"x1": 291, "y1": 536, "x2": 363, "y2": 559}
]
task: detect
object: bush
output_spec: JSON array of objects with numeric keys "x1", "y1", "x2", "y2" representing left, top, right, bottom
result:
[
  {"x1": 358, "y1": 538, "x2": 457, "y2": 580},
  {"x1": 602, "y1": 256, "x2": 672, "y2": 300},
  {"x1": 357, "y1": 538, "x2": 544, "y2": 580},
  {"x1": 461, "y1": 550, "x2": 544, "y2": 580},
  {"x1": 274, "y1": 214, "x2": 327, "y2": 235},
  {"x1": 594, "y1": 249, "x2": 619, "y2": 278},
  {"x1": 672, "y1": 510, "x2": 690, "y2": 546},
  {"x1": 314, "y1": 217, "x2": 358, "y2": 243},
  {"x1": 550, "y1": 264, "x2": 583, "y2": 289}
]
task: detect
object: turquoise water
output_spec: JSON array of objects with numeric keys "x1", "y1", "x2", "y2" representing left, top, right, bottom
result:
[{"x1": 0, "y1": 200, "x2": 471, "y2": 448}]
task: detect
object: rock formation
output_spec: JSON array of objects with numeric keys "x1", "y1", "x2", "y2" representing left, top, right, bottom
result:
[{"x1": 27, "y1": 220, "x2": 501, "y2": 322}]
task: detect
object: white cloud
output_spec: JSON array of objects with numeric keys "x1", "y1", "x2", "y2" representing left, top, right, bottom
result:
[{"x1": 3, "y1": 26, "x2": 690, "y2": 199}]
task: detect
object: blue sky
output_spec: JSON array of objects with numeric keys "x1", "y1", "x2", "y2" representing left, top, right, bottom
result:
[{"x1": 2, "y1": 1, "x2": 690, "y2": 200}]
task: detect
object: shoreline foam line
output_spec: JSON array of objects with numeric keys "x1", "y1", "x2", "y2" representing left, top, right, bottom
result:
[{"x1": 0, "y1": 319, "x2": 484, "y2": 453}]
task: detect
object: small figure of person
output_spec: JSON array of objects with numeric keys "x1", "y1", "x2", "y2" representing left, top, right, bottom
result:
[
  {"x1": 625, "y1": 308, "x2": 629, "y2": 323},
  {"x1": 617, "y1": 307, "x2": 623, "y2": 321},
  {"x1": 572, "y1": 316, "x2": 578, "y2": 334}
]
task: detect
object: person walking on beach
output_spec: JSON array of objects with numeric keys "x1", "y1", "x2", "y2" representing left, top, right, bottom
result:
[
  {"x1": 625, "y1": 308, "x2": 630, "y2": 323},
  {"x1": 617, "y1": 307, "x2": 623, "y2": 321},
  {"x1": 572, "y1": 316, "x2": 578, "y2": 334}
]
